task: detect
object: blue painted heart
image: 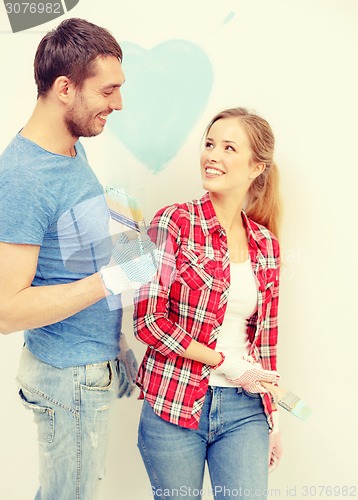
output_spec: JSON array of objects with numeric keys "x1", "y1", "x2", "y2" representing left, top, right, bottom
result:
[{"x1": 108, "y1": 40, "x2": 213, "y2": 174}]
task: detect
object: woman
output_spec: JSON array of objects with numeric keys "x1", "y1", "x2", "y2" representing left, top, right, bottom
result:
[{"x1": 134, "y1": 108, "x2": 283, "y2": 499}]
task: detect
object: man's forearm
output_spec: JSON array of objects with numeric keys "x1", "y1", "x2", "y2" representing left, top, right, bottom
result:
[{"x1": 0, "y1": 272, "x2": 108, "y2": 335}]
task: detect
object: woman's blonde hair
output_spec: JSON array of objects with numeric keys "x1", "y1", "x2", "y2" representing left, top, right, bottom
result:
[{"x1": 205, "y1": 107, "x2": 282, "y2": 238}]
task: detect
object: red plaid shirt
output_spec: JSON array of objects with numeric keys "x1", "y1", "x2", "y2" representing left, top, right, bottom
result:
[{"x1": 134, "y1": 193, "x2": 280, "y2": 430}]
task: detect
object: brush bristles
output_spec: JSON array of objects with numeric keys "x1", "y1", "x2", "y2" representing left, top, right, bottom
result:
[
  {"x1": 278, "y1": 391, "x2": 312, "y2": 421},
  {"x1": 291, "y1": 400, "x2": 312, "y2": 421},
  {"x1": 105, "y1": 186, "x2": 144, "y2": 232}
]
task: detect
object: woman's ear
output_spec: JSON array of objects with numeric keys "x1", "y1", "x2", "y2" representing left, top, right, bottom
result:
[{"x1": 249, "y1": 162, "x2": 266, "y2": 180}]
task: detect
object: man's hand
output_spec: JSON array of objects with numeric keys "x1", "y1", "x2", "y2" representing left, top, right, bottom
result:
[
  {"x1": 100, "y1": 230, "x2": 158, "y2": 295},
  {"x1": 117, "y1": 332, "x2": 138, "y2": 398}
]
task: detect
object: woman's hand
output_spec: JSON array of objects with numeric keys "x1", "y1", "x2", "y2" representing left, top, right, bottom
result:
[
  {"x1": 268, "y1": 429, "x2": 283, "y2": 472},
  {"x1": 214, "y1": 352, "x2": 280, "y2": 393}
]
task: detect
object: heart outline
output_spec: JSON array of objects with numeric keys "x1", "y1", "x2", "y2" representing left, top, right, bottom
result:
[{"x1": 108, "y1": 40, "x2": 213, "y2": 173}]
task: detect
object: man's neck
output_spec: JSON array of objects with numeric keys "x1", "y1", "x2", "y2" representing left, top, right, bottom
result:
[{"x1": 20, "y1": 99, "x2": 77, "y2": 157}]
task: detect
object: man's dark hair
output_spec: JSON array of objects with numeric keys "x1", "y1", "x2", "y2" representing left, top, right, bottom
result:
[{"x1": 34, "y1": 18, "x2": 123, "y2": 97}]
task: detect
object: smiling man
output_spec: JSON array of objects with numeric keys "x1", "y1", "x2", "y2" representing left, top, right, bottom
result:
[{"x1": 0, "y1": 18, "x2": 140, "y2": 500}]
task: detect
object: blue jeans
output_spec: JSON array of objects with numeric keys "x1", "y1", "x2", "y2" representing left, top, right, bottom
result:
[
  {"x1": 138, "y1": 387, "x2": 269, "y2": 499},
  {"x1": 17, "y1": 346, "x2": 118, "y2": 500}
]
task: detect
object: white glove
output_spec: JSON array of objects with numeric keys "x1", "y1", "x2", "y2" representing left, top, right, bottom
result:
[
  {"x1": 100, "y1": 230, "x2": 157, "y2": 295},
  {"x1": 214, "y1": 352, "x2": 280, "y2": 393}
]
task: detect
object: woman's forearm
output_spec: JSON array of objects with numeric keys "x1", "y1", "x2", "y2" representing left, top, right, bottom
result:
[{"x1": 181, "y1": 339, "x2": 222, "y2": 366}]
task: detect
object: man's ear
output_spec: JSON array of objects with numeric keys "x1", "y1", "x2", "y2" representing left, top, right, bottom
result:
[{"x1": 53, "y1": 76, "x2": 74, "y2": 104}]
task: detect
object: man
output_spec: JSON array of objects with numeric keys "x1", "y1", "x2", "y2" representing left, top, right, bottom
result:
[{"x1": 0, "y1": 18, "x2": 150, "y2": 499}]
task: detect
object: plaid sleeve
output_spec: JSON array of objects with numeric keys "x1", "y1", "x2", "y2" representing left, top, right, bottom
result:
[
  {"x1": 258, "y1": 236, "x2": 280, "y2": 372},
  {"x1": 133, "y1": 205, "x2": 193, "y2": 359}
]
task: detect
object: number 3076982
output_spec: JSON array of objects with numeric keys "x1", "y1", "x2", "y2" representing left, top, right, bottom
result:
[{"x1": 5, "y1": 3, "x2": 62, "y2": 14}]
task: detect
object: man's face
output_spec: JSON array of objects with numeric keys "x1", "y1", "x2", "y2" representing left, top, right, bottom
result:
[{"x1": 65, "y1": 56, "x2": 125, "y2": 138}]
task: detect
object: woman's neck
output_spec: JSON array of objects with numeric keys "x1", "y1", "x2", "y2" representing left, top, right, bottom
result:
[
  {"x1": 209, "y1": 192, "x2": 245, "y2": 233},
  {"x1": 209, "y1": 192, "x2": 249, "y2": 263}
]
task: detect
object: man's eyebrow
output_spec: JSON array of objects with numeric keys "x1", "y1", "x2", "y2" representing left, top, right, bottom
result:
[{"x1": 101, "y1": 81, "x2": 125, "y2": 90}]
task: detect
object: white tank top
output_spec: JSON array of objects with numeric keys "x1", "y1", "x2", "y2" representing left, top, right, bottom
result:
[{"x1": 209, "y1": 259, "x2": 258, "y2": 387}]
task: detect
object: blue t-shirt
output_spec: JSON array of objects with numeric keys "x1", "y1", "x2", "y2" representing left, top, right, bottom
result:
[{"x1": 0, "y1": 134, "x2": 122, "y2": 368}]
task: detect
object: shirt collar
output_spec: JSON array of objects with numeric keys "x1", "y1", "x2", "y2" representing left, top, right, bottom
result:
[
  {"x1": 197, "y1": 192, "x2": 222, "y2": 236},
  {"x1": 241, "y1": 209, "x2": 262, "y2": 246},
  {"x1": 198, "y1": 192, "x2": 262, "y2": 246}
]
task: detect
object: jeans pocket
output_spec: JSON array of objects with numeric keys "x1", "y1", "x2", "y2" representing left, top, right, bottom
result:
[
  {"x1": 83, "y1": 361, "x2": 112, "y2": 390},
  {"x1": 82, "y1": 361, "x2": 117, "y2": 394},
  {"x1": 18, "y1": 387, "x2": 55, "y2": 443},
  {"x1": 242, "y1": 389, "x2": 262, "y2": 400}
]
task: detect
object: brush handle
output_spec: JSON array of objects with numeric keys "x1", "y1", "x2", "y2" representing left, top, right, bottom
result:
[
  {"x1": 261, "y1": 381, "x2": 286, "y2": 401},
  {"x1": 261, "y1": 381, "x2": 312, "y2": 421},
  {"x1": 137, "y1": 222, "x2": 159, "y2": 271}
]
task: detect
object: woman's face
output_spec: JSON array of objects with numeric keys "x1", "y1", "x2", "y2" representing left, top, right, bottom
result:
[{"x1": 200, "y1": 117, "x2": 261, "y2": 196}]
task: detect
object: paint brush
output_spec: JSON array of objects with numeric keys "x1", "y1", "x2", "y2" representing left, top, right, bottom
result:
[
  {"x1": 104, "y1": 185, "x2": 144, "y2": 234},
  {"x1": 261, "y1": 382, "x2": 312, "y2": 421},
  {"x1": 104, "y1": 185, "x2": 157, "y2": 268}
]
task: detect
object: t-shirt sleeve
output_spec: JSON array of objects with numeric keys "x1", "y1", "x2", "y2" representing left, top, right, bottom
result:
[{"x1": 0, "y1": 168, "x2": 53, "y2": 245}]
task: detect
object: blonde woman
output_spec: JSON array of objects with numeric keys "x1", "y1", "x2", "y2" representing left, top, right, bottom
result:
[{"x1": 134, "y1": 108, "x2": 283, "y2": 499}]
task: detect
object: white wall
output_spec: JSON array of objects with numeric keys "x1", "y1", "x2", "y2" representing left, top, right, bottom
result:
[{"x1": 1, "y1": 1, "x2": 357, "y2": 498}]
